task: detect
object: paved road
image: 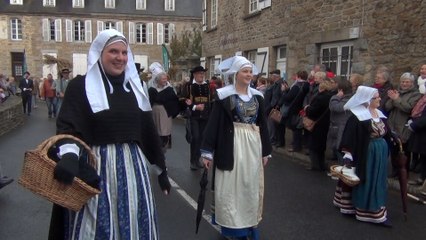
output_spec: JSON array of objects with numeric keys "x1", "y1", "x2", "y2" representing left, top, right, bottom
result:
[{"x1": 1, "y1": 103, "x2": 426, "y2": 240}]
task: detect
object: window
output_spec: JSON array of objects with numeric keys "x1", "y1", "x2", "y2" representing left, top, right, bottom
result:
[
  {"x1": 202, "y1": 0, "x2": 207, "y2": 31},
  {"x1": 74, "y1": 20, "x2": 85, "y2": 41},
  {"x1": 249, "y1": 0, "x2": 259, "y2": 13},
  {"x1": 164, "y1": 23, "x2": 175, "y2": 44},
  {"x1": 165, "y1": 0, "x2": 175, "y2": 11},
  {"x1": 42, "y1": 18, "x2": 62, "y2": 42},
  {"x1": 276, "y1": 46, "x2": 287, "y2": 79},
  {"x1": 147, "y1": 23, "x2": 153, "y2": 45},
  {"x1": 105, "y1": 0, "x2": 115, "y2": 9},
  {"x1": 43, "y1": 0, "x2": 56, "y2": 7},
  {"x1": 10, "y1": 18, "x2": 22, "y2": 40},
  {"x1": 320, "y1": 42, "x2": 353, "y2": 80},
  {"x1": 136, "y1": 23, "x2": 147, "y2": 43},
  {"x1": 136, "y1": 0, "x2": 146, "y2": 10},
  {"x1": 105, "y1": 21, "x2": 115, "y2": 30},
  {"x1": 211, "y1": 0, "x2": 217, "y2": 28},
  {"x1": 10, "y1": 0, "x2": 23, "y2": 5},
  {"x1": 73, "y1": 0, "x2": 85, "y2": 8},
  {"x1": 247, "y1": 50, "x2": 256, "y2": 65},
  {"x1": 97, "y1": 21, "x2": 122, "y2": 34}
]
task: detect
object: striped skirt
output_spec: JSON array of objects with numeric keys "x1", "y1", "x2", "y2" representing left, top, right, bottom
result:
[{"x1": 64, "y1": 143, "x2": 158, "y2": 240}]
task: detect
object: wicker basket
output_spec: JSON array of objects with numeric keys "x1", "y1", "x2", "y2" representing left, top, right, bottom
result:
[
  {"x1": 19, "y1": 134, "x2": 101, "y2": 211},
  {"x1": 330, "y1": 165, "x2": 360, "y2": 187}
]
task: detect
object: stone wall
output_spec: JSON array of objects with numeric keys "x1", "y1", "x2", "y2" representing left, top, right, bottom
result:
[
  {"x1": 202, "y1": 0, "x2": 426, "y2": 84},
  {"x1": 0, "y1": 96, "x2": 24, "y2": 137}
]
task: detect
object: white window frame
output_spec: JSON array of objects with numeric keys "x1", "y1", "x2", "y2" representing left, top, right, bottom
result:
[
  {"x1": 320, "y1": 41, "x2": 354, "y2": 80},
  {"x1": 73, "y1": 0, "x2": 85, "y2": 8},
  {"x1": 211, "y1": 0, "x2": 217, "y2": 28},
  {"x1": 42, "y1": 18, "x2": 62, "y2": 42},
  {"x1": 43, "y1": 0, "x2": 56, "y2": 7},
  {"x1": 10, "y1": 0, "x2": 23, "y2": 5},
  {"x1": 105, "y1": 0, "x2": 115, "y2": 9},
  {"x1": 247, "y1": 50, "x2": 257, "y2": 65},
  {"x1": 165, "y1": 0, "x2": 175, "y2": 11},
  {"x1": 73, "y1": 20, "x2": 86, "y2": 42},
  {"x1": 72, "y1": 53, "x2": 87, "y2": 76},
  {"x1": 10, "y1": 18, "x2": 22, "y2": 40},
  {"x1": 136, "y1": 0, "x2": 146, "y2": 10},
  {"x1": 202, "y1": 0, "x2": 207, "y2": 31},
  {"x1": 136, "y1": 22, "x2": 147, "y2": 44},
  {"x1": 249, "y1": 0, "x2": 259, "y2": 14},
  {"x1": 97, "y1": 21, "x2": 105, "y2": 35}
]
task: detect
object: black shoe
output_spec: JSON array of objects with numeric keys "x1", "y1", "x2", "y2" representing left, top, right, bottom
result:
[
  {"x1": 379, "y1": 219, "x2": 393, "y2": 228},
  {"x1": 0, "y1": 177, "x2": 14, "y2": 189}
]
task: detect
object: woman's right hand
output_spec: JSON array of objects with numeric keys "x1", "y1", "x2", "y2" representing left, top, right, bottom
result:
[{"x1": 202, "y1": 158, "x2": 211, "y2": 169}]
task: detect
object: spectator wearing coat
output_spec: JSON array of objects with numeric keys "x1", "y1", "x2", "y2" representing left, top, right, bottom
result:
[
  {"x1": 372, "y1": 67, "x2": 393, "y2": 116},
  {"x1": 385, "y1": 73, "x2": 421, "y2": 177},
  {"x1": 304, "y1": 80, "x2": 334, "y2": 171},
  {"x1": 328, "y1": 78, "x2": 353, "y2": 163},
  {"x1": 417, "y1": 64, "x2": 426, "y2": 94}
]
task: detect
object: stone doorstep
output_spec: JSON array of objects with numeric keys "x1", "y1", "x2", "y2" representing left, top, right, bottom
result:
[{"x1": 272, "y1": 146, "x2": 425, "y2": 196}]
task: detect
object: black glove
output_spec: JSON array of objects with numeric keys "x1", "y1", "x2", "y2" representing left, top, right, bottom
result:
[
  {"x1": 158, "y1": 169, "x2": 171, "y2": 194},
  {"x1": 53, "y1": 153, "x2": 79, "y2": 185}
]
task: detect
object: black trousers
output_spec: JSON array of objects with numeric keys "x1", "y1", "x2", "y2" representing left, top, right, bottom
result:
[
  {"x1": 21, "y1": 93, "x2": 32, "y2": 114},
  {"x1": 190, "y1": 118, "x2": 208, "y2": 168}
]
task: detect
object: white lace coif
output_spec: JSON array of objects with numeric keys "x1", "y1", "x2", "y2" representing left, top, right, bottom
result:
[{"x1": 85, "y1": 29, "x2": 151, "y2": 113}]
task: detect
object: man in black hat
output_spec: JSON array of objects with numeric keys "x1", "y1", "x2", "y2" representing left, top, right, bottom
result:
[
  {"x1": 19, "y1": 71, "x2": 34, "y2": 116},
  {"x1": 183, "y1": 66, "x2": 212, "y2": 170}
]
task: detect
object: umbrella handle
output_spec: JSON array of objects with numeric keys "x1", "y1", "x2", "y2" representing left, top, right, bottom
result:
[{"x1": 407, "y1": 193, "x2": 426, "y2": 205}]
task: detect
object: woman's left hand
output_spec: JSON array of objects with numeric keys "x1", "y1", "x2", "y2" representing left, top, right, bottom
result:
[{"x1": 262, "y1": 157, "x2": 269, "y2": 166}]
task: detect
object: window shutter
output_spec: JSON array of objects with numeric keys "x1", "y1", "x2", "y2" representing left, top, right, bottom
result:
[
  {"x1": 147, "y1": 22, "x2": 153, "y2": 45},
  {"x1": 128, "y1": 22, "x2": 135, "y2": 44},
  {"x1": 85, "y1": 20, "x2": 92, "y2": 43},
  {"x1": 169, "y1": 23, "x2": 175, "y2": 38},
  {"x1": 116, "y1": 21, "x2": 123, "y2": 33},
  {"x1": 42, "y1": 18, "x2": 50, "y2": 41},
  {"x1": 157, "y1": 23, "x2": 164, "y2": 45},
  {"x1": 65, "y1": 19, "x2": 72, "y2": 42},
  {"x1": 97, "y1": 21, "x2": 104, "y2": 35},
  {"x1": 55, "y1": 19, "x2": 62, "y2": 42}
]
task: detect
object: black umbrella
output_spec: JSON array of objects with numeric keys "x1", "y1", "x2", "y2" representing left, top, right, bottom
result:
[
  {"x1": 195, "y1": 168, "x2": 208, "y2": 234},
  {"x1": 395, "y1": 138, "x2": 408, "y2": 220}
]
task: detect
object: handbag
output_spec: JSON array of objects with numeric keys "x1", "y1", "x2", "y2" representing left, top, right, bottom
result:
[
  {"x1": 302, "y1": 116, "x2": 316, "y2": 131},
  {"x1": 269, "y1": 108, "x2": 282, "y2": 123}
]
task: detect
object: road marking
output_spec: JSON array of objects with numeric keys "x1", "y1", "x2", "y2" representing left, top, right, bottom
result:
[{"x1": 168, "y1": 177, "x2": 221, "y2": 233}]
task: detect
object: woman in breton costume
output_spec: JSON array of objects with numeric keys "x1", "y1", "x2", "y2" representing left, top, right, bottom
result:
[
  {"x1": 148, "y1": 71, "x2": 180, "y2": 150},
  {"x1": 48, "y1": 29, "x2": 171, "y2": 240},
  {"x1": 333, "y1": 86, "x2": 392, "y2": 226},
  {"x1": 201, "y1": 56, "x2": 272, "y2": 239}
]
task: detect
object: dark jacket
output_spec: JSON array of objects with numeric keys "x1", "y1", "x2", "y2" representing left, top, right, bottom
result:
[
  {"x1": 148, "y1": 86, "x2": 180, "y2": 118},
  {"x1": 306, "y1": 90, "x2": 333, "y2": 151},
  {"x1": 201, "y1": 94, "x2": 272, "y2": 171},
  {"x1": 279, "y1": 81, "x2": 310, "y2": 116},
  {"x1": 408, "y1": 107, "x2": 426, "y2": 155},
  {"x1": 19, "y1": 78, "x2": 34, "y2": 97}
]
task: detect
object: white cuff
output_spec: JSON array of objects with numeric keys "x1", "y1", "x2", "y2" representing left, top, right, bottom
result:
[
  {"x1": 59, "y1": 143, "x2": 80, "y2": 158},
  {"x1": 192, "y1": 105, "x2": 197, "y2": 111},
  {"x1": 342, "y1": 152, "x2": 353, "y2": 161}
]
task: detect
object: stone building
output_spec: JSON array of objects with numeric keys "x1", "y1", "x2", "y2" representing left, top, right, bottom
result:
[
  {"x1": 201, "y1": 0, "x2": 426, "y2": 83},
  {"x1": 0, "y1": 0, "x2": 201, "y2": 81}
]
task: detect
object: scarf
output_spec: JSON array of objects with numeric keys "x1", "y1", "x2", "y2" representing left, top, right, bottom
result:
[{"x1": 411, "y1": 94, "x2": 426, "y2": 118}]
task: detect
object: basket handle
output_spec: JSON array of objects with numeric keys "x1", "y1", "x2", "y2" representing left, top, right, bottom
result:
[{"x1": 36, "y1": 134, "x2": 98, "y2": 170}]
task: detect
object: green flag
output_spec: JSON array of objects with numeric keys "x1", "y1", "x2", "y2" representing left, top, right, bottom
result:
[{"x1": 162, "y1": 44, "x2": 170, "y2": 72}]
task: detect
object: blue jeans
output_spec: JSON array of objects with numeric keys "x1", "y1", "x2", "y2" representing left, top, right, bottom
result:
[{"x1": 45, "y1": 97, "x2": 57, "y2": 117}]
